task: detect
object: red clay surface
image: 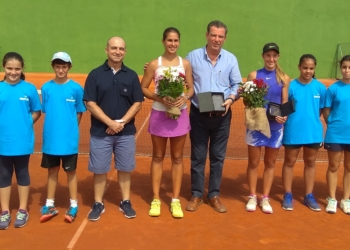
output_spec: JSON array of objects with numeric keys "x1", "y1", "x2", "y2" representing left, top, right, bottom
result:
[
  {"x1": 1, "y1": 73, "x2": 347, "y2": 249},
  {"x1": 1, "y1": 156, "x2": 349, "y2": 250}
]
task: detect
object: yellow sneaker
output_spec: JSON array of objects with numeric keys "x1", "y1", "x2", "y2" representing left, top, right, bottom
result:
[
  {"x1": 170, "y1": 200, "x2": 184, "y2": 218},
  {"x1": 149, "y1": 199, "x2": 161, "y2": 217}
]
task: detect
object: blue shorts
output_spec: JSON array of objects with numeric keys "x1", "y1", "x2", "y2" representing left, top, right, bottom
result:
[
  {"x1": 88, "y1": 135, "x2": 136, "y2": 174},
  {"x1": 246, "y1": 128, "x2": 283, "y2": 148}
]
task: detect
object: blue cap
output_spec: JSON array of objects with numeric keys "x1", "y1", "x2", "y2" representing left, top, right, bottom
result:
[{"x1": 51, "y1": 52, "x2": 72, "y2": 63}]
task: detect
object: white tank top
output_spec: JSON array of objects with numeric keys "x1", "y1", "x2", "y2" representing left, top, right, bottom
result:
[{"x1": 152, "y1": 56, "x2": 187, "y2": 111}]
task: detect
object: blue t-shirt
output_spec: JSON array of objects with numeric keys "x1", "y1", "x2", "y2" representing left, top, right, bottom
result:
[
  {"x1": 0, "y1": 80, "x2": 41, "y2": 156},
  {"x1": 41, "y1": 79, "x2": 86, "y2": 155},
  {"x1": 324, "y1": 80, "x2": 350, "y2": 143},
  {"x1": 282, "y1": 78, "x2": 326, "y2": 144}
]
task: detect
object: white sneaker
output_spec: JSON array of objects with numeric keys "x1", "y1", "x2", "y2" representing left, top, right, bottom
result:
[
  {"x1": 260, "y1": 196, "x2": 273, "y2": 214},
  {"x1": 325, "y1": 197, "x2": 337, "y2": 214},
  {"x1": 246, "y1": 195, "x2": 257, "y2": 212},
  {"x1": 340, "y1": 199, "x2": 350, "y2": 214}
]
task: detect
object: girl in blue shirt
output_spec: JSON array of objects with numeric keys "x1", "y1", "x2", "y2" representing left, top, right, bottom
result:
[
  {"x1": 323, "y1": 55, "x2": 350, "y2": 214},
  {"x1": 0, "y1": 52, "x2": 41, "y2": 229},
  {"x1": 282, "y1": 54, "x2": 326, "y2": 212}
]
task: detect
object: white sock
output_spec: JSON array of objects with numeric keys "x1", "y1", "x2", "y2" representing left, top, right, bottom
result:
[
  {"x1": 45, "y1": 199, "x2": 55, "y2": 207},
  {"x1": 172, "y1": 198, "x2": 179, "y2": 202},
  {"x1": 70, "y1": 199, "x2": 78, "y2": 208}
]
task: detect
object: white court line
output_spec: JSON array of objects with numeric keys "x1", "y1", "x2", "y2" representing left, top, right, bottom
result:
[
  {"x1": 67, "y1": 170, "x2": 117, "y2": 250},
  {"x1": 135, "y1": 112, "x2": 151, "y2": 140},
  {"x1": 67, "y1": 110, "x2": 151, "y2": 250}
]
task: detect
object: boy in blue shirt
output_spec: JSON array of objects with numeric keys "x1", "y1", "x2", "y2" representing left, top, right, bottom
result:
[{"x1": 40, "y1": 52, "x2": 86, "y2": 223}]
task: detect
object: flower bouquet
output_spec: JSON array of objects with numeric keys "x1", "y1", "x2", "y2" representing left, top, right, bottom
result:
[
  {"x1": 238, "y1": 79, "x2": 271, "y2": 138},
  {"x1": 155, "y1": 67, "x2": 187, "y2": 119}
]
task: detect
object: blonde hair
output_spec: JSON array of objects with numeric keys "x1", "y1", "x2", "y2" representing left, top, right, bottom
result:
[{"x1": 275, "y1": 62, "x2": 286, "y2": 86}]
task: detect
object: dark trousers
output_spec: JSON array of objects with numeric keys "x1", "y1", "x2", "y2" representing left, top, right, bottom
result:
[{"x1": 189, "y1": 104, "x2": 231, "y2": 199}]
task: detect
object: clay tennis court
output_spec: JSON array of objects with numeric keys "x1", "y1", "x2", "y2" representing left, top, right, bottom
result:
[{"x1": 1, "y1": 74, "x2": 348, "y2": 250}]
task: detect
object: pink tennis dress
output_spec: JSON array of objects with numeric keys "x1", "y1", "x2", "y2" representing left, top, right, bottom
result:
[{"x1": 148, "y1": 56, "x2": 191, "y2": 137}]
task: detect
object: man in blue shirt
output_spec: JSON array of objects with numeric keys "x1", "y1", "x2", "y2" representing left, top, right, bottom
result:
[{"x1": 186, "y1": 20, "x2": 242, "y2": 213}]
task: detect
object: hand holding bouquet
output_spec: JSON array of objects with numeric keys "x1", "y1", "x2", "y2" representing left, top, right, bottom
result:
[
  {"x1": 155, "y1": 67, "x2": 187, "y2": 119},
  {"x1": 238, "y1": 79, "x2": 271, "y2": 138}
]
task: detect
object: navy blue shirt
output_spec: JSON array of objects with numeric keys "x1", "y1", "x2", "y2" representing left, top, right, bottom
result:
[{"x1": 84, "y1": 60, "x2": 144, "y2": 136}]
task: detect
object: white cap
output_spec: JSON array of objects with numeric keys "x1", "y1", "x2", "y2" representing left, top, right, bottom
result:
[{"x1": 51, "y1": 52, "x2": 72, "y2": 63}]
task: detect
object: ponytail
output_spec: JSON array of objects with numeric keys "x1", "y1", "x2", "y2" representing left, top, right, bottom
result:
[{"x1": 275, "y1": 62, "x2": 286, "y2": 86}]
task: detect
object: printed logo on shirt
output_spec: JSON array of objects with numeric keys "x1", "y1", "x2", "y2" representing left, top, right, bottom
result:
[
  {"x1": 266, "y1": 77, "x2": 272, "y2": 80},
  {"x1": 66, "y1": 96, "x2": 76, "y2": 102},
  {"x1": 19, "y1": 95, "x2": 29, "y2": 101},
  {"x1": 314, "y1": 94, "x2": 320, "y2": 98}
]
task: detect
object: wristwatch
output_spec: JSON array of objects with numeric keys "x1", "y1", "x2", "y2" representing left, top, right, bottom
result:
[{"x1": 226, "y1": 97, "x2": 235, "y2": 104}]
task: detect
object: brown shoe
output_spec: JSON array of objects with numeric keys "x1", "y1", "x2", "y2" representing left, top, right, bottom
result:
[
  {"x1": 207, "y1": 196, "x2": 227, "y2": 213},
  {"x1": 186, "y1": 196, "x2": 203, "y2": 212}
]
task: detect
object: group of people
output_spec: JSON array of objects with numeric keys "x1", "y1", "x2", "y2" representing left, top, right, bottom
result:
[
  {"x1": 0, "y1": 51, "x2": 87, "y2": 230},
  {"x1": 0, "y1": 20, "x2": 349, "y2": 230}
]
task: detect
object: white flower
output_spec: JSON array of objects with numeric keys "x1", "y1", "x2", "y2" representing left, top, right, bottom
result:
[
  {"x1": 243, "y1": 81, "x2": 254, "y2": 88},
  {"x1": 250, "y1": 88, "x2": 255, "y2": 92},
  {"x1": 172, "y1": 71, "x2": 179, "y2": 77}
]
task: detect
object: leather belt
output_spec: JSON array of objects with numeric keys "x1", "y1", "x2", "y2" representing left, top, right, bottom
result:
[
  {"x1": 191, "y1": 104, "x2": 223, "y2": 117},
  {"x1": 203, "y1": 112, "x2": 222, "y2": 117}
]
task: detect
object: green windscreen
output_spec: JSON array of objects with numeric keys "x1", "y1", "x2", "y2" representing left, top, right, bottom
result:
[{"x1": 1, "y1": 0, "x2": 349, "y2": 78}]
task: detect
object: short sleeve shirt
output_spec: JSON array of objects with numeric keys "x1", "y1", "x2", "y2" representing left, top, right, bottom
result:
[
  {"x1": 0, "y1": 80, "x2": 41, "y2": 155},
  {"x1": 41, "y1": 79, "x2": 86, "y2": 155},
  {"x1": 84, "y1": 61, "x2": 144, "y2": 137},
  {"x1": 282, "y1": 78, "x2": 326, "y2": 144},
  {"x1": 324, "y1": 80, "x2": 350, "y2": 143}
]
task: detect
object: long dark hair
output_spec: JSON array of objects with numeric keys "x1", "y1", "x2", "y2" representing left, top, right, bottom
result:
[{"x1": 2, "y1": 52, "x2": 25, "y2": 81}]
